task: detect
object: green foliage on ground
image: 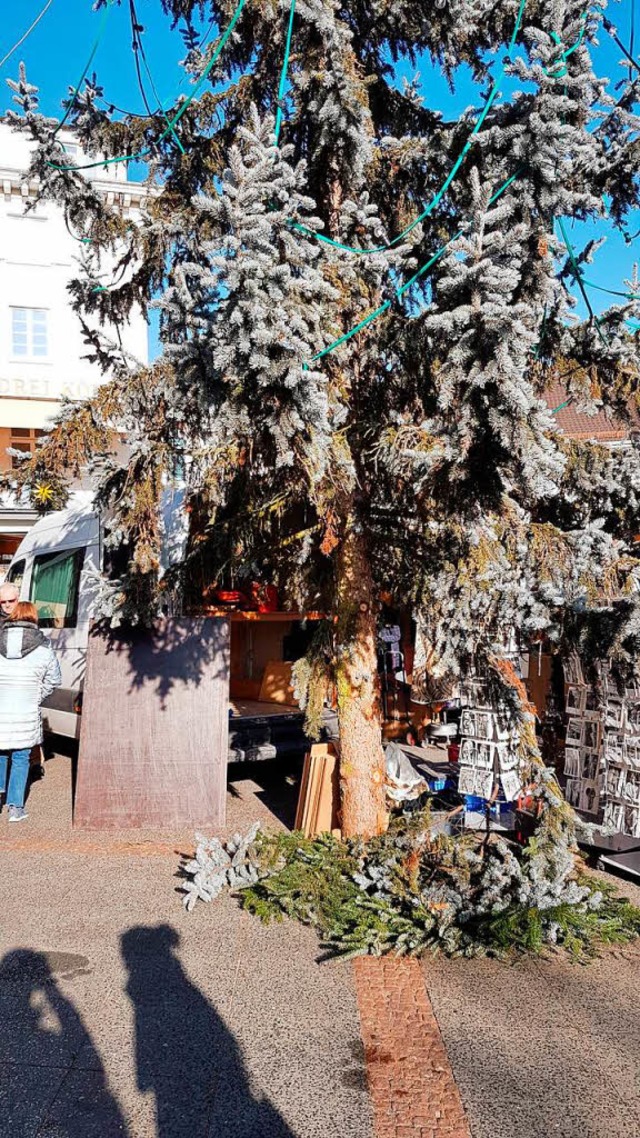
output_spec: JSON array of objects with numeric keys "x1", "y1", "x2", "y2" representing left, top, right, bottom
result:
[
  {"x1": 471, "y1": 886, "x2": 640, "y2": 960},
  {"x1": 182, "y1": 770, "x2": 640, "y2": 964},
  {"x1": 232, "y1": 816, "x2": 640, "y2": 962}
]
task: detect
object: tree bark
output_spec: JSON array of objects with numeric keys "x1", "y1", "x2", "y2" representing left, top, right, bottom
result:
[{"x1": 335, "y1": 512, "x2": 388, "y2": 838}]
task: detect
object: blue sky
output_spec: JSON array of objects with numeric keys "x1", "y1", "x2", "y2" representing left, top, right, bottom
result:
[{"x1": 1, "y1": 0, "x2": 638, "y2": 330}]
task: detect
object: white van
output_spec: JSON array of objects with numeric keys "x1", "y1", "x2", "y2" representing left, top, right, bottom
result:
[
  {"x1": 6, "y1": 487, "x2": 188, "y2": 739},
  {"x1": 6, "y1": 499, "x2": 101, "y2": 738}
]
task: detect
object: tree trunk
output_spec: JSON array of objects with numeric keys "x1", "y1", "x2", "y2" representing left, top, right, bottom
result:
[{"x1": 335, "y1": 513, "x2": 388, "y2": 838}]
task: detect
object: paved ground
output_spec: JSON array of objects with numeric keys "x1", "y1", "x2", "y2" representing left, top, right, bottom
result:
[
  {"x1": 424, "y1": 892, "x2": 640, "y2": 1138},
  {"x1": 0, "y1": 752, "x2": 373, "y2": 1138},
  {"x1": 2, "y1": 748, "x2": 640, "y2": 1138},
  {"x1": 2, "y1": 740, "x2": 303, "y2": 849}
]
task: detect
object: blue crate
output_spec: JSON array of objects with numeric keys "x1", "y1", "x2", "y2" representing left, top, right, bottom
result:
[
  {"x1": 463, "y1": 792, "x2": 512, "y2": 811},
  {"x1": 426, "y1": 776, "x2": 455, "y2": 792},
  {"x1": 463, "y1": 794, "x2": 516, "y2": 831},
  {"x1": 463, "y1": 794, "x2": 485, "y2": 812}
]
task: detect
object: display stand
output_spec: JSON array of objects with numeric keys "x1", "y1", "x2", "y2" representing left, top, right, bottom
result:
[
  {"x1": 74, "y1": 617, "x2": 230, "y2": 830},
  {"x1": 378, "y1": 624, "x2": 410, "y2": 724}
]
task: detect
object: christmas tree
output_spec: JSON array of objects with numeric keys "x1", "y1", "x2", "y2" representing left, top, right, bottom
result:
[{"x1": 5, "y1": 0, "x2": 640, "y2": 840}]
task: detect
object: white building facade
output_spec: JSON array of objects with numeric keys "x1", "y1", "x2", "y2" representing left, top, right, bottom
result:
[{"x1": 0, "y1": 122, "x2": 149, "y2": 568}]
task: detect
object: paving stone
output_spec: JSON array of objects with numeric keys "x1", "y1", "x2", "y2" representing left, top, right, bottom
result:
[
  {"x1": 424, "y1": 952, "x2": 640, "y2": 1138},
  {"x1": 6, "y1": 749, "x2": 640, "y2": 1138},
  {"x1": 354, "y1": 957, "x2": 472, "y2": 1138}
]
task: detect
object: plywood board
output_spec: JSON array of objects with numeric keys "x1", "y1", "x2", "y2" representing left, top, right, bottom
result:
[{"x1": 74, "y1": 617, "x2": 230, "y2": 830}]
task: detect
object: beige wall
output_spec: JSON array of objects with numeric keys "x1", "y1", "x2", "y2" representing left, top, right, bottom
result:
[{"x1": 0, "y1": 124, "x2": 150, "y2": 539}]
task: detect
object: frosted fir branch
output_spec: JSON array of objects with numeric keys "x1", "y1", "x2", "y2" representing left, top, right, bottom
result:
[{"x1": 180, "y1": 823, "x2": 263, "y2": 911}]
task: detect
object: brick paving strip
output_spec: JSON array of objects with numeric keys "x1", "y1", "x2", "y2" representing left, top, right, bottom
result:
[
  {"x1": 0, "y1": 836, "x2": 186, "y2": 858},
  {"x1": 354, "y1": 956, "x2": 472, "y2": 1138}
]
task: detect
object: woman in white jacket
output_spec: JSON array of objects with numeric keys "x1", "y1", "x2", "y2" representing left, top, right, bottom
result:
[{"x1": 0, "y1": 602, "x2": 61, "y2": 823}]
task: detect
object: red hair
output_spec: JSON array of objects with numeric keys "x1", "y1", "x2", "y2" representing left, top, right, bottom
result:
[{"x1": 10, "y1": 602, "x2": 39, "y2": 625}]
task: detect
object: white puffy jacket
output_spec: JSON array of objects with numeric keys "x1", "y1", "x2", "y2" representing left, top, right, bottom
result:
[{"x1": 0, "y1": 622, "x2": 61, "y2": 751}]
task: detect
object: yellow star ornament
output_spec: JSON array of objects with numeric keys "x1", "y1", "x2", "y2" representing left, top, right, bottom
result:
[{"x1": 33, "y1": 482, "x2": 55, "y2": 506}]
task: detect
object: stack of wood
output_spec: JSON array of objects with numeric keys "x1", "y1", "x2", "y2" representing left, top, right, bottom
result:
[{"x1": 295, "y1": 742, "x2": 341, "y2": 838}]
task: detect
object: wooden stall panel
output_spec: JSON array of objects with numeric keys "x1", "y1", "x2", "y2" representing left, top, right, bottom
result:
[{"x1": 74, "y1": 617, "x2": 230, "y2": 830}]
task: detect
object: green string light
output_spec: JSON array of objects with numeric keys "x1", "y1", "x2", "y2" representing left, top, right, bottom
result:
[
  {"x1": 308, "y1": 170, "x2": 522, "y2": 364},
  {"x1": 545, "y1": 12, "x2": 589, "y2": 79},
  {"x1": 48, "y1": 0, "x2": 250, "y2": 171},
  {"x1": 576, "y1": 276, "x2": 640, "y2": 303},
  {"x1": 292, "y1": 5, "x2": 591, "y2": 257},
  {"x1": 54, "y1": 0, "x2": 619, "y2": 359},
  {"x1": 53, "y1": 0, "x2": 115, "y2": 139},
  {"x1": 557, "y1": 217, "x2": 609, "y2": 347},
  {"x1": 292, "y1": 0, "x2": 529, "y2": 257}
]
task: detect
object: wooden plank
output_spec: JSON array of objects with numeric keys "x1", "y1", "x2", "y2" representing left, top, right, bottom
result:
[
  {"x1": 295, "y1": 742, "x2": 340, "y2": 838},
  {"x1": 74, "y1": 617, "x2": 230, "y2": 830},
  {"x1": 294, "y1": 750, "x2": 313, "y2": 832},
  {"x1": 258, "y1": 660, "x2": 297, "y2": 704}
]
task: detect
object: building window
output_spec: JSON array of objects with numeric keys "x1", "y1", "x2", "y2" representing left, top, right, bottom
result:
[
  {"x1": 11, "y1": 307, "x2": 48, "y2": 359},
  {"x1": 0, "y1": 428, "x2": 45, "y2": 473}
]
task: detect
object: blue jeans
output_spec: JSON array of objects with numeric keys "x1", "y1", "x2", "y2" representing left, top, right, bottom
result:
[{"x1": 0, "y1": 749, "x2": 31, "y2": 809}]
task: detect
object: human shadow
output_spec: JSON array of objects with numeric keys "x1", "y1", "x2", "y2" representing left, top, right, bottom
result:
[
  {"x1": 0, "y1": 948, "x2": 128, "y2": 1136},
  {"x1": 121, "y1": 924, "x2": 296, "y2": 1138}
]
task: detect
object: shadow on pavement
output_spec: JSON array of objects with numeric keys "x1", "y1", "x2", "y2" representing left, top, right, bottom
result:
[
  {"x1": 43, "y1": 733, "x2": 79, "y2": 803},
  {"x1": 227, "y1": 756, "x2": 303, "y2": 830},
  {"x1": 1, "y1": 935, "x2": 297, "y2": 1138},
  {"x1": 121, "y1": 923, "x2": 296, "y2": 1138},
  {"x1": 0, "y1": 948, "x2": 127, "y2": 1136}
]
